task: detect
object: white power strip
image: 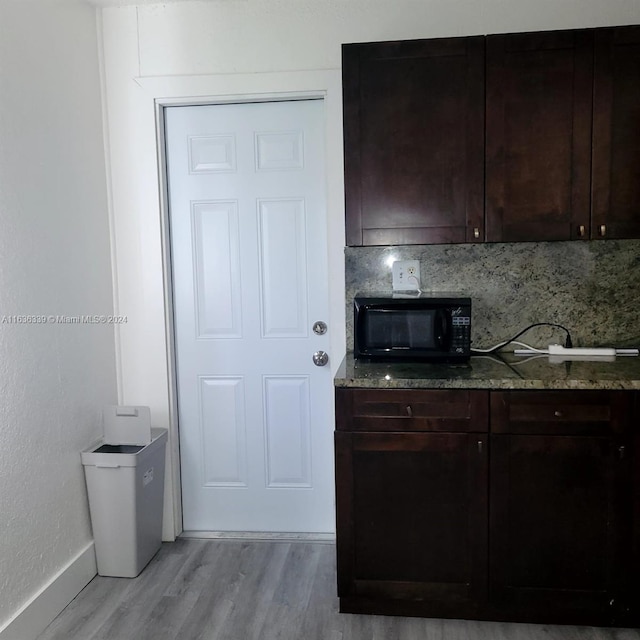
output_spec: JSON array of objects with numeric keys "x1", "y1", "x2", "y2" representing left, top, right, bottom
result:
[{"x1": 548, "y1": 344, "x2": 616, "y2": 357}]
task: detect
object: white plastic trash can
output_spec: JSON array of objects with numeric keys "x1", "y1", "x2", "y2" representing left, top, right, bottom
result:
[{"x1": 81, "y1": 406, "x2": 167, "y2": 578}]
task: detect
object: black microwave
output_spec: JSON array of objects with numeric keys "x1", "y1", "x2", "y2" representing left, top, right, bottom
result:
[{"x1": 354, "y1": 292, "x2": 472, "y2": 362}]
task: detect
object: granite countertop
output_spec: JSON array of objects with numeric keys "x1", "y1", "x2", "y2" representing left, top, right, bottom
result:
[{"x1": 334, "y1": 353, "x2": 640, "y2": 390}]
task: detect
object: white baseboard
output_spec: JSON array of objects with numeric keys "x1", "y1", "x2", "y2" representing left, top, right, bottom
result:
[{"x1": 0, "y1": 543, "x2": 97, "y2": 640}]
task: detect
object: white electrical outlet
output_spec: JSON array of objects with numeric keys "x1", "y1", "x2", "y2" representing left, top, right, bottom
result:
[{"x1": 392, "y1": 260, "x2": 421, "y2": 291}]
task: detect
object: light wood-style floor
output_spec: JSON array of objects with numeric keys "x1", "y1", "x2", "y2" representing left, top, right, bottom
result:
[{"x1": 37, "y1": 539, "x2": 640, "y2": 640}]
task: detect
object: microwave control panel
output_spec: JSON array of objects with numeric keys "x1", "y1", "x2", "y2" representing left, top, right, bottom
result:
[{"x1": 451, "y1": 314, "x2": 471, "y2": 354}]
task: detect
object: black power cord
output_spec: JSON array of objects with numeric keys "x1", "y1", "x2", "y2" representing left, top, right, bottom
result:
[{"x1": 470, "y1": 322, "x2": 573, "y2": 355}]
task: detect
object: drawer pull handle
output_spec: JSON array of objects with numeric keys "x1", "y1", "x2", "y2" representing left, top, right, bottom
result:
[
  {"x1": 406, "y1": 405, "x2": 413, "y2": 417},
  {"x1": 554, "y1": 410, "x2": 563, "y2": 418}
]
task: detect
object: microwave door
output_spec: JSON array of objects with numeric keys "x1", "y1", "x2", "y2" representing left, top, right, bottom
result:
[
  {"x1": 361, "y1": 308, "x2": 393, "y2": 350},
  {"x1": 392, "y1": 309, "x2": 436, "y2": 351},
  {"x1": 406, "y1": 310, "x2": 424, "y2": 349},
  {"x1": 410, "y1": 309, "x2": 440, "y2": 351},
  {"x1": 406, "y1": 311, "x2": 415, "y2": 348},
  {"x1": 392, "y1": 311, "x2": 408, "y2": 349},
  {"x1": 389, "y1": 309, "x2": 426, "y2": 351}
]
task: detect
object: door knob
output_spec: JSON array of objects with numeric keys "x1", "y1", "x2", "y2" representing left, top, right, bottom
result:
[
  {"x1": 312, "y1": 321, "x2": 328, "y2": 335},
  {"x1": 312, "y1": 351, "x2": 329, "y2": 366}
]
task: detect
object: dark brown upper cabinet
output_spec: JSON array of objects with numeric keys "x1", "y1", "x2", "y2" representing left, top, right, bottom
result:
[
  {"x1": 592, "y1": 26, "x2": 640, "y2": 240},
  {"x1": 485, "y1": 30, "x2": 594, "y2": 242},
  {"x1": 343, "y1": 26, "x2": 640, "y2": 246},
  {"x1": 342, "y1": 37, "x2": 485, "y2": 246}
]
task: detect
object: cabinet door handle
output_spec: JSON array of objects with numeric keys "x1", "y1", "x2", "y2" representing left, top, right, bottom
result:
[
  {"x1": 473, "y1": 227, "x2": 480, "y2": 239},
  {"x1": 554, "y1": 410, "x2": 563, "y2": 418},
  {"x1": 599, "y1": 224, "x2": 607, "y2": 237},
  {"x1": 478, "y1": 440, "x2": 483, "y2": 454},
  {"x1": 618, "y1": 445, "x2": 625, "y2": 460},
  {"x1": 406, "y1": 405, "x2": 413, "y2": 417},
  {"x1": 578, "y1": 225, "x2": 586, "y2": 238}
]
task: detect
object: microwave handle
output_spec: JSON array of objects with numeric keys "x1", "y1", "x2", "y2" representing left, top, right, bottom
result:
[{"x1": 436, "y1": 309, "x2": 452, "y2": 351}]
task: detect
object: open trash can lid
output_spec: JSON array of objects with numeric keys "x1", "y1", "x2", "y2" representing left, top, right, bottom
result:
[{"x1": 103, "y1": 405, "x2": 152, "y2": 446}]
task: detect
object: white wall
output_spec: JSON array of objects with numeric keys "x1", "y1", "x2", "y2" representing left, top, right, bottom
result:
[
  {"x1": 101, "y1": 0, "x2": 640, "y2": 538},
  {"x1": 0, "y1": 1, "x2": 116, "y2": 635},
  {"x1": 121, "y1": 0, "x2": 640, "y2": 77}
]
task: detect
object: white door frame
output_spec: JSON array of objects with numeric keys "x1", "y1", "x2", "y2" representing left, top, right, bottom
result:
[{"x1": 135, "y1": 71, "x2": 345, "y2": 539}]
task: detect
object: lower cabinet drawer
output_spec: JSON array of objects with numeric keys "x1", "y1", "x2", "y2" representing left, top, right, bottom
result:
[
  {"x1": 335, "y1": 388, "x2": 488, "y2": 432},
  {"x1": 491, "y1": 390, "x2": 633, "y2": 435}
]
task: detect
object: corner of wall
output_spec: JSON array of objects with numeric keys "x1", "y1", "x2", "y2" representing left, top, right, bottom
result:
[
  {"x1": 95, "y1": 5, "x2": 124, "y2": 404},
  {"x1": 0, "y1": 544, "x2": 97, "y2": 640}
]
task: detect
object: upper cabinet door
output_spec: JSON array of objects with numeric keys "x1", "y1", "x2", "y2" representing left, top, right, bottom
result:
[
  {"x1": 485, "y1": 31, "x2": 594, "y2": 242},
  {"x1": 343, "y1": 37, "x2": 485, "y2": 246},
  {"x1": 592, "y1": 26, "x2": 640, "y2": 240}
]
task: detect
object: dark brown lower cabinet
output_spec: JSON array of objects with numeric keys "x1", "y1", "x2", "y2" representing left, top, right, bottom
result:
[
  {"x1": 489, "y1": 390, "x2": 635, "y2": 626},
  {"x1": 490, "y1": 433, "x2": 632, "y2": 625},
  {"x1": 335, "y1": 387, "x2": 639, "y2": 626},
  {"x1": 633, "y1": 393, "x2": 640, "y2": 613},
  {"x1": 335, "y1": 430, "x2": 487, "y2": 618}
]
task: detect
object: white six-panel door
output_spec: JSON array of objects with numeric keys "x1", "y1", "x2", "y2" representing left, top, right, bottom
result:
[{"x1": 165, "y1": 99, "x2": 333, "y2": 533}]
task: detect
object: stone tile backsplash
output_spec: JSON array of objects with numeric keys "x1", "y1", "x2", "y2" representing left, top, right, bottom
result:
[{"x1": 345, "y1": 240, "x2": 640, "y2": 352}]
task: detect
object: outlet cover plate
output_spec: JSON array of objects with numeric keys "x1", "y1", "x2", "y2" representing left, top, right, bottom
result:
[{"x1": 392, "y1": 260, "x2": 420, "y2": 291}]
